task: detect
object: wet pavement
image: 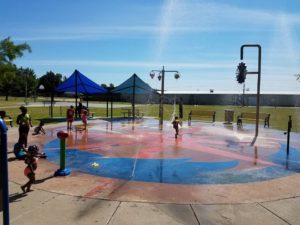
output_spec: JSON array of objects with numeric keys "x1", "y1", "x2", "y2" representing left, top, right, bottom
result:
[{"x1": 3, "y1": 118, "x2": 300, "y2": 224}]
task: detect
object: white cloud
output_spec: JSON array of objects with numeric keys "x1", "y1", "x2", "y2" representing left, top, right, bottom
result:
[{"x1": 18, "y1": 59, "x2": 238, "y2": 69}]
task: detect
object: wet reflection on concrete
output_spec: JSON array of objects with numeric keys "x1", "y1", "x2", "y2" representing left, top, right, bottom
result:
[{"x1": 44, "y1": 119, "x2": 300, "y2": 184}]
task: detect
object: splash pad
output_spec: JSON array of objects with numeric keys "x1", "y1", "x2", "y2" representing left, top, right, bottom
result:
[
  {"x1": 45, "y1": 119, "x2": 300, "y2": 183},
  {"x1": 37, "y1": 118, "x2": 300, "y2": 203}
]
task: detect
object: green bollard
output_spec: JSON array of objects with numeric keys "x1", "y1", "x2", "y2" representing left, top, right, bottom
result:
[{"x1": 55, "y1": 130, "x2": 71, "y2": 176}]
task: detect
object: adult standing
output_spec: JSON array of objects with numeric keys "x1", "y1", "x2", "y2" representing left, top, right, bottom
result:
[{"x1": 16, "y1": 106, "x2": 32, "y2": 147}]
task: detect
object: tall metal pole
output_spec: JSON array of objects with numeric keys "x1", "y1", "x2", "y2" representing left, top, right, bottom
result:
[
  {"x1": 150, "y1": 66, "x2": 179, "y2": 130},
  {"x1": 240, "y1": 44, "x2": 261, "y2": 139},
  {"x1": 132, "y1": 74, "x2": 136, "y2": 122},
  {"x1": 106, "y1": 94, "x2": 109, "y2": 117},
  {"x1": 242, "y1": 83, "x2": 245, "y2": 107},
  {"x1": 159, "y1": 66, "x2": 165, "y2": 130},
  {"x1": 75, "y1": 71, "x2": 78, "y2": 119},
  {"x1": 286, "y1": 115, "x2": 292, "y2": 155}
]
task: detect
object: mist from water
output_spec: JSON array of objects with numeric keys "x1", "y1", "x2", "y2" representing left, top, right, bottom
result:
[{"x1": 155, "y1": 0, "x2": 180, "y2": 62}]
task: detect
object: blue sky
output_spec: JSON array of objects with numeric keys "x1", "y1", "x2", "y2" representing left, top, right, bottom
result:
[{"x1": 1, "y1": 0, "x2": 300, "y2": 93}]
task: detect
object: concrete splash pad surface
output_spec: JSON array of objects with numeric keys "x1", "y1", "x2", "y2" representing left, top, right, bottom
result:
[{"x1": 8, "y1": 118, "x2": 300, "y2": 204}]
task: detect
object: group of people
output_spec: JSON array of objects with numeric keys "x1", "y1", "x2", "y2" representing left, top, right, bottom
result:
[
  {"x1": 13, "y1": 106, "x2": 45, "y2": 159},
  {"x1": 66, "y1": 102, "x2": 88, "y2": 130},
  {"x1": 2, "y1": 99, "x2": 181, "y2": 194},
  {"x1": 1, "y1": 102, "x2": 89, "y2": 194},
  {"x1": 6, "y1": 106, "x2": 46, "y2": 193},
  {"x1": 15, "y1": 102, "x2": 88, "y2": 194}
]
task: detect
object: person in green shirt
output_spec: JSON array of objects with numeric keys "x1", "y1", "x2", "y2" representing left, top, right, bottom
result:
[{"x1": 16, "y1": 106, "x2": 33, "y2": 148}]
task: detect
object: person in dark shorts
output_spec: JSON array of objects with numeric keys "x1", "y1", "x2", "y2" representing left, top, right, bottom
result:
[{"x1": 16, "y1": 106, "x2": 33, "y2": 148}]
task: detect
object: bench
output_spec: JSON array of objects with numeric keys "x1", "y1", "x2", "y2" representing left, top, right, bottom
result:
[
  {"x1": 237, "y1": 112, "x2": 270, "y2": 128},
  {"x1": 188, "y1": 110, "x2": 216, "y2": 125},
  {"x1": 121, "y1": 108, "x2": 144, "y2": 118}
]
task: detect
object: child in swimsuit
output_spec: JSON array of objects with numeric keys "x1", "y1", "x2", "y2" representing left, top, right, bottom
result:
[
  {"x1": 66, "y1": 105, "x2": 75, "y2": 130},
  {"x1": 81, "y1": 109, "x2": 88, "y2": 130},
  {"x1": 21, "y1": 145, "x2": 41, "y2": 193},
  {"x1": 32, "y1": 121, "x2": 46, "y2": 135},
  {"x1": 172, "y1": 116, "x2": 180, "y2": 138}
]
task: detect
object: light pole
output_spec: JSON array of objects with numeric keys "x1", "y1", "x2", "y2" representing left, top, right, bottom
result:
[
  {"x1": 150, "y1": 66, "x2": 180, "y2": 130},
  {"x1": 242, "y1": 83, "x2": 245, "y2": 107},
  {"x1": 240, "y1": 44, "x2": 262, "y2": 143}
]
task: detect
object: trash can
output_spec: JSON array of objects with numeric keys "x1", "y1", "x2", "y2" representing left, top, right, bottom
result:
[{"x1": 224, "y1": 109, "x2": 234, "y2": 124}]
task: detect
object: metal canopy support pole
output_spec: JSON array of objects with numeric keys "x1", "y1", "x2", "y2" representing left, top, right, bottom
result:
[
  {"x1": 110, "y1": 93, "x2": 113, "y2": 121},
  {"x1": 106, "y1": 94, "x2": 109, "y2": 117},
  {"x1": 240, "y1": 44, "x2": 261, "y2": 141},
  {"x1": 75, "y1": 71, "x2": 78, "y2": 119},
  {"x1": 133, "y1": 74, "x2": 136, "y2": 122},
  {"x1": 86, "y1": 95, "x2": 89, "y2": 109},
  {"x1": 159, "y1": 66, "x2": 165, "y2": 130}
]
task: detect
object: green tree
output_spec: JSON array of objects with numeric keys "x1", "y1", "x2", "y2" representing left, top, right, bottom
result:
[
  {"x1": 14, "y1": 67, "x2": 38, "y2": 99},
  {"x1": 0, "y1": 37, "x2": 31, "y2": 100},
  {"x1": 38, "y1": 71, "x2": 63, "y2": 117},
  {"x1": 0, "y1": 37, "x2": 31, "y2": 63},
  {"x1": 101, "y1": 83, "x2": 114, "y2": 91},
  {"x1": 0, "y1": 64, "x2": 16, "y2": 100}
]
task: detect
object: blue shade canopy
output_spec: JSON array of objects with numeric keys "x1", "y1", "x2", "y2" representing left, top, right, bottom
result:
[
  {"x1": 112, "y1": 73, "x2": 156, "y2": 94},
  {"x1": 55, "y1": 69, "x2": 108, "y2": 94}
]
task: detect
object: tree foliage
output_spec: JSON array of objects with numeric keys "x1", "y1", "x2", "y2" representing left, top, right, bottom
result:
[
  {"x1": 14, "y1": 67, "x2": 38, "y2": 97},
  {"x1": 0, "y1": 37, "x2": 31, "y2": 64},
  {"x1": 0, "y1": 63, "x2": 17, "y2": 100},
  {"x1": 38, "y1": 71, "x2": 63, "y2": 98},
  {"x1": 101, "y1": 83, "x2": 114, "y2": 91},
  {"x1": 0, "y1": 37, "x2": 32, "y2": 100},
  {"x1": 38, "y1": 71, "x2": 63, "y2": 117}
]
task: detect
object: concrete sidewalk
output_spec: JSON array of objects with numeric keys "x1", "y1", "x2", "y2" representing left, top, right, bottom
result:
[{"x1": 2, "y1": 181, "x2": 299, "y2": 225}]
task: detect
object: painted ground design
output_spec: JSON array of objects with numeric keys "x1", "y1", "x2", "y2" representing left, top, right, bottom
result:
[{"x1": 44, "y1": 119, "x2": 300, "y2": 185}]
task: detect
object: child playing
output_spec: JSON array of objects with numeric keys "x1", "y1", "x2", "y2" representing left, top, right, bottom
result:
[
  {"x1": 32, "y1": 121, "x2": 46, "y2": 135},
  {"x1": 13, "y1": 142, "x2": 27, "y2": 160},
  {"x1": 21, "y1": 145, "x2": 40, "y2": 193},
  {"x1": 172, "y1": 116, "x2": 180, "y2": 138},
  {"x1": 66, "y1": 105, "x2": 75, "y2": 130},
  {"x1": 81, "y1": 108, "x2": 88, "y2": 130}
]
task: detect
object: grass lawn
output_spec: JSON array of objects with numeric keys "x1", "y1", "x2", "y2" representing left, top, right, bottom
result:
[{"x1": 1, "y1": 97, "x2": 300, "y2": 132}]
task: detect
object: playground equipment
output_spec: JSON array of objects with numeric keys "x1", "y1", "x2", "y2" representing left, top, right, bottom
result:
[
  {"x1": 239, "y1": 44, "x2": 262, "y2": 145},
  {"x1": 55, "y1": 130, "x2": 71, "y2": 176}
]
